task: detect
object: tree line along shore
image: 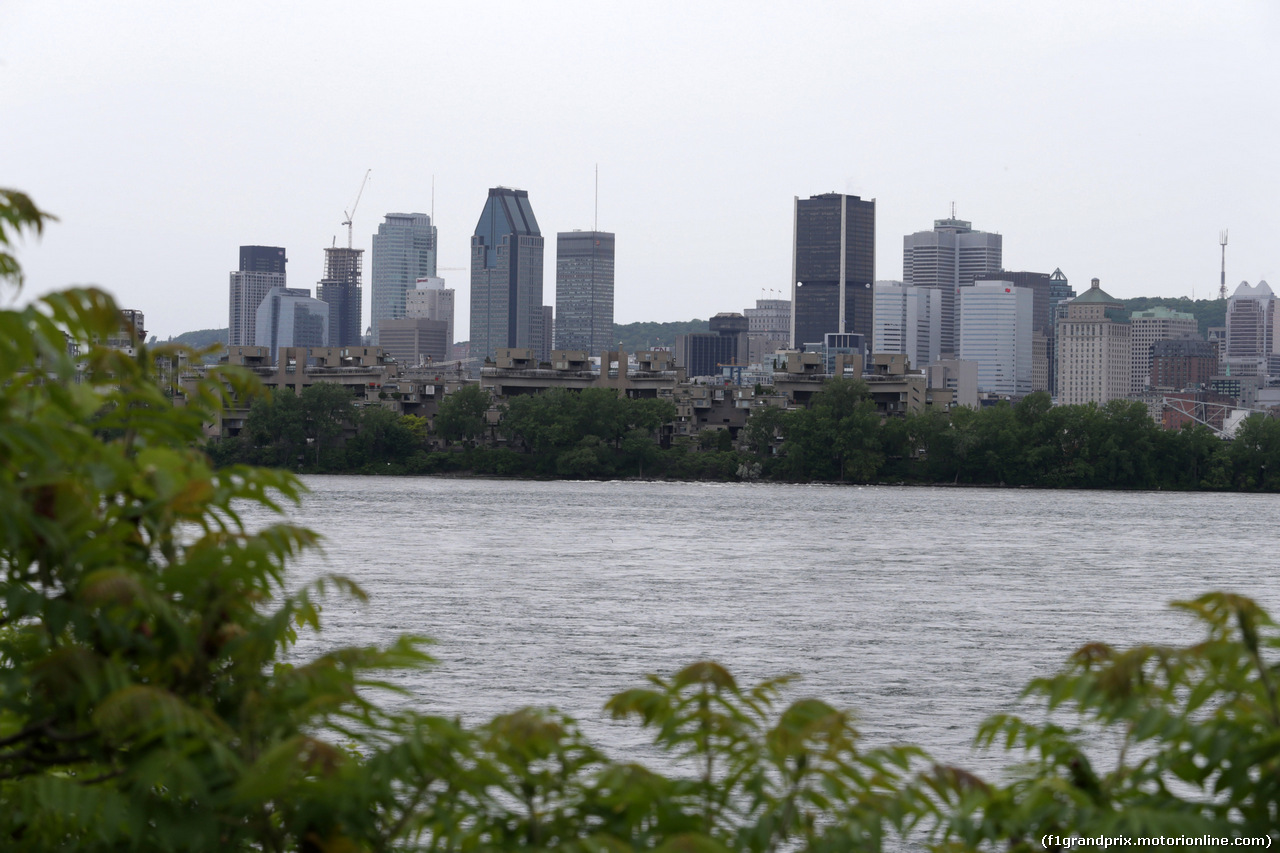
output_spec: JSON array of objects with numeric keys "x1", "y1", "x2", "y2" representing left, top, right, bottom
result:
[{"x1": 207, "y1": 378, "x2": 1280, "y2": 491}]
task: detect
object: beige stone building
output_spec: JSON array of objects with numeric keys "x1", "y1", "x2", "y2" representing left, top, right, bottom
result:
[{"x1": 1056, "y1": 278, "x2": 1131, "y2": 406}]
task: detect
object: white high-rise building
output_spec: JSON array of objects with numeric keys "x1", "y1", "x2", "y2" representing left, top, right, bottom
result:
[
  {"x1": 903, "y1": 215, "x2": 1002, "y2": 357},
  {"x1": 371, "y1": 213, "x2": 437, "y2": 345},
  {"x1": 958, "y1": 281, "x2": 1032, "y2": 397},
  {"x1": 228, "y1": 246, "x2": 287, "y2": 347},
  {"x1": 406, "y1": 276, "x2": 455, "y2": 350},
  {"x1": 1224, "y1": 280, "x2": 1276, "y2": 378},
  {"x1": 872, "y1": 281, "x2": 941, "y2": 370},
  {"x1": 1129, "y1": 307, "x2": 1198, "y2": 395}
]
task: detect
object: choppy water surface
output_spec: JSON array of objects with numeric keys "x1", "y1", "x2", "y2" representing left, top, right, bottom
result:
[{"x1": 254, "y1": 477, "x2": 1278, "y2": 769}]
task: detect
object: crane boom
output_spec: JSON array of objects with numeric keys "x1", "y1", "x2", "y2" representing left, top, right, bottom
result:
[{"x1": 341, "y1": 169, "x2": 372, "y2": 249}]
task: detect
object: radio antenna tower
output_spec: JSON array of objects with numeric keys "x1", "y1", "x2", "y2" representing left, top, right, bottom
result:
[{"x1": 1219, "y1": 230, "x2": 1229, "y2": 300}]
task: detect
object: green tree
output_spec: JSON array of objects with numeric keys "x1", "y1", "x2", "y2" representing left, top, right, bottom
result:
[
  {"x1": 435, "y1": 383, "x2": 490, "y2": 446},
  {"x1": 244, "y1": 386, "x2": 307, "y2": 468},
  {"x1": 782, "y1": 379, "x2": 882, "y2": 482},
  {"x1": 743, "y1": 405, "x2": 788, "y2": 459},
  {"x1": 299, "y1": 382, "x2": 356, "y2": 467},
  {"x1": 0, "y1": 188, "x2": 55, "y2": 285},
  {"x1": 927, "y1": 593, "x2": 1280, "y2": 850},
  {"x1": 0, "y1": 285, "x2": 442, "y2": 849},
  {"x1": 1227, "y1": 413, "x2": 1280, "y2": 490}
]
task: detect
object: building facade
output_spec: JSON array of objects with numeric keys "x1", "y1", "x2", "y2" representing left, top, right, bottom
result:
[
  {"x1": 675, "y1": 313, "x2": 749, "y2": 380},
  {"x1": 1151, "y1": 338, "x2": 1218, "y2": 391},
  {"x1": 1129, "y1": 306, "x2": 1198, "y2": 395},
  {"x1": 470, "y1": 187, "x2": 546, "y2": 365},
  {"x1": 872, "y1": 281, "x2": 942, "y2": 370},
  {"x1": 1223, "y1": 280, "x2": 1275, "y2": 378},
  {"x1": 254, "y1": 287, "x2": 329, "y2": 362},
  {"x1": 371, "y1": 213, "x2": 437, "y2": 345},
  {"x1": 1056, "y1": 278, "x2": 1131, "y2": 406},
  {"x1": 958, "y1": 282, "x2": 1033, "y2": 397},
  {"x1": 316, "y1": 247, "x2": 363, "y2": 347},
  {"x1": 790, "y1": 193, "x2": 875, "y2": 349},
  {"x1": 229, "y1": 245, "x2": 287, "y2": 347},
  {"x1": 555, "y1": 230, "x2": 615, "y2": 357},
  {"x1": 902, "y1": 216, "x2": 1002, "y2": 356},
  {"x1": 379, "y1": 317, "x2": 450, "y2": 367},
  {"x1": 405, "y1": 276, "x2": 455, "y2": 349}
]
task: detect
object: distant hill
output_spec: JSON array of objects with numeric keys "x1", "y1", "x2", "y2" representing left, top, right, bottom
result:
[
  {"x1": 170, "y1": 328, "x2": 229, "y2": 348},
  {"x1": 1119, "y1": 298, "x2": 1226, "y2": 338},
  {"x1": 168, "y1": 328, "x2": 228, "y2": 363},
  {"x1": 612, "y1": 319, "x2": 708, "y2": 352}
]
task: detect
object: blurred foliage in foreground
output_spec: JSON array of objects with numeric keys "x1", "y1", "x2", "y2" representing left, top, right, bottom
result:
[{"x1": 4, "y1": 189, "x2": 1279, "y2": 850}]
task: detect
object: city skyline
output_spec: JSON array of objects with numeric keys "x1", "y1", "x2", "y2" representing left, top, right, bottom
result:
[{"x1": 3, "y1": 4, "x2": 1278, "y2": 340}]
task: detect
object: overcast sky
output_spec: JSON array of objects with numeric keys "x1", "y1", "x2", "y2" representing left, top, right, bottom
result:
[{"x1": 3, "y1": 0, "x2": 1277, "y2": 340}]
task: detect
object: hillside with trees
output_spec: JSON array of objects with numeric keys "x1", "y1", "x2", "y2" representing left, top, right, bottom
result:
[
  {"x1": 612, "y1": 318, "x2": 708, "y2": 352},
  {"x1": 1121, "y1": 296, "x2": 1227, "y2": 336}
]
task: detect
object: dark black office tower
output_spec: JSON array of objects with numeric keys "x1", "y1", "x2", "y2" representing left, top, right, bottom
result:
[
  {"x1": 239, "y1": 245, "x2": 288, "y2": 275},
  {"x1": 317, "y1": 247, "x2": 363, "y2": 347},
  {"x1": 790, "y1": 193, "x2": 875, "y2": 349}
]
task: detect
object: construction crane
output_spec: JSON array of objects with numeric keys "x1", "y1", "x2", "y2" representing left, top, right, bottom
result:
[{"x1": 341, "y1": 169, "x2": 372, "y2": 249}]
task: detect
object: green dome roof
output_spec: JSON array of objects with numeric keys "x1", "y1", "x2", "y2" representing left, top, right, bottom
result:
[{"x1": 1072, "y1": 277, "x2": 1120, "y2": 303}]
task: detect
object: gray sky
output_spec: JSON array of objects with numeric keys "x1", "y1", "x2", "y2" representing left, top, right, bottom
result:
[{"x1": 3, "y1": 0, "x2": 1277, "y2": 340}]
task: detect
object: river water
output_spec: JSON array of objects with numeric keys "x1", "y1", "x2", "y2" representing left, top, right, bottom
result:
[{"x1": 260, "y1": 476, "x2": 1278, "y2": 771}]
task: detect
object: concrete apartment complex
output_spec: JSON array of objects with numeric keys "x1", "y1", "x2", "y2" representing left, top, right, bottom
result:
[
  {"x1": 1056, "y1": 278, "x2": 1131, "y2": 406},
  {"x1": 371, "y1": 213, "x2": 437, "y2": 345}
]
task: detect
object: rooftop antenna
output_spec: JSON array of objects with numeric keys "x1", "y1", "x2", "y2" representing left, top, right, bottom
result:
[
  {"x1": 431, "y1": 174, "x2": 435, "y2": 223},
  {"x1": 342, "y1": 168, "x2": 371, "y2": 249},
  {"x1": 951, "y1": 201, "x2": 956, "y2": 219},
  {"x1": 594, "y1": 164, "x2": 598, "y2": 232},
  {"x1": 1219, "y1": 230, "x2": 1229, "y2": 300}
]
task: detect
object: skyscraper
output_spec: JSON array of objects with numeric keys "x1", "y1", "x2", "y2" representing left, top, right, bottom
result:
[
  {"x1": 470, "y1": 187, "x2": 545, "y2": 364},
  {"x1": 255, "y1": 287, "x2": 329, "y2": 362},
  {"x1": 554, "y1": 230, "x2": 615, "y2": 356},
  {"x1": 902, "y1": 216, "x2": 1002, "y2": 356},
  {"x1": 371, "y1": 213, "x2": 437, "y2": 345},
  {"x1": 1224, "y1": 280, "x2": 1276, "y2": 378},
  {"x1": 959, "y1": 281, "x2": 1033, "y2": 397},
  {"x1": 406, "y1": 276, "x2": 455, "y2": 348},
  {"x1": 228, "y1": 246, "x2": 287, "y2": 346},
  {"x1": 872, "y1": 281, "x2": 942, "y2": 369},
  {"x1": 317, "y1": 247, "x2": 363, "y2": 347},
  {"x1": 790, "y1": 193, "x2": 876, "y2": 349},
  {"x1": 1056, "y1": 278, "x2": 1130, "y2": 406}
]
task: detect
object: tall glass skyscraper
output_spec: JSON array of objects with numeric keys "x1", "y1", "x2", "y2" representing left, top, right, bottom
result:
[
  {"x1": 371, "y1": 213, "x2": 437, "y2": 345},
  {"x1": 555, "y1": 230, "x2": 615, "y2": 356},
  {"x1": 790, "y1": 193, "x2": 876, "y2": 349},
  {"x1": 470, "y1": 187, "x2": 545, "y2": 364}
]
